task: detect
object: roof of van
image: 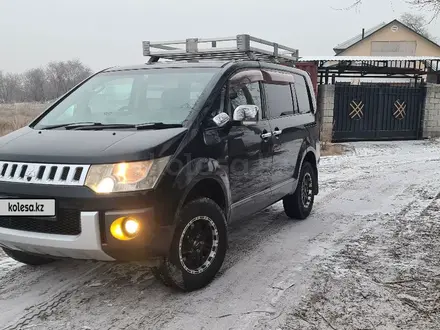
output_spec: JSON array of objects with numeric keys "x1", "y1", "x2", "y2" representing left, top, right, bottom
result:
[
  {"x1": 104, "y1": 60, "x2": 232, "y2": 72},
  {"x1": 102, "y1": 60, "x2": 309, "y2": 76}
]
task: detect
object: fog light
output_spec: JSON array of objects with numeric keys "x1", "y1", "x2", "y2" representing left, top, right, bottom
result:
[
  {"x1": 123, "y1": 218, "x2": 140, "y2": 237},
  {"x1": 110, "y1": 217, "x2": 141, "y2": 241}
]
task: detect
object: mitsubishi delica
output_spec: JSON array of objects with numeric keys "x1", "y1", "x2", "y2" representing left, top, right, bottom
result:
[{"x1": 0, "y1": 35, "x2": 320, "y2": 291}]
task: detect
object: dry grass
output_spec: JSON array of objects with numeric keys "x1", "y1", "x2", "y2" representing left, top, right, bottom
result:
[{"x1": 0, "y1": 103, "x2": 48, "y2": 136}]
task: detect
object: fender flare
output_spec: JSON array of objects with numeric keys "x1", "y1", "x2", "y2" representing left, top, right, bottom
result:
[
  {"x1": 293, "y1": 143, "x2": 319, "y2": 194},
  {"x1": 172, "y1": 157, "x2": 232, "y2": 224}
]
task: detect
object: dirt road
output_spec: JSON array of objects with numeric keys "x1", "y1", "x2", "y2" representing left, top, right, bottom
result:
[{"x1": 1, "y1": 140, "x2": 440, "y2": 330}]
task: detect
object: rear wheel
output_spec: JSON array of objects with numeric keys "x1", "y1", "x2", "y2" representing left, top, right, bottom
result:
[
  {"x1": 152, "y1": 198, "x2": 227, "y2": 292},
  {"x1": 2, "y1": 248, "x2": 55, "y2": 266},
  {"x1": 283, "y1": 161, "x2": 316, "y2": 220}
]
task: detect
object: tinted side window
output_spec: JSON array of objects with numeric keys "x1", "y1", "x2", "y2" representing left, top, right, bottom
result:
[
  {"x1": 290, "y1": 84, "x2": 299, "y2": 112},
  {"x1": 264, "y1": 83, "x2": 295, "y2": 118},
  {"x1": 294, "y1": 74, "x2": 312, "y2": 114},
  {"x1": 228, "y1": 69, "x2": 264, "y2": 117},
  {"x1": 230, "y1": 82, "x2": 262, "y2": 115},
  {"x1": 205, "y1": 86, "x2": 227, "y2": 127}
]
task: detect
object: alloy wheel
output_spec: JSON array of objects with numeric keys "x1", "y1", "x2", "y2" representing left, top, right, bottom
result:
[
  {"x1": 178, "y1": 216, "x2": 219, "y2": 275},
  {"x1": 301, "y1": 172, "x2": 313, "y2": 208}
]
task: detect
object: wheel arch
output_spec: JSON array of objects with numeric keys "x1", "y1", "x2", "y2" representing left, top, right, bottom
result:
[
  {"x1": 294, "y1": 146, "x2": 319, "y2": 195},
  {"x1": 182, "y1": 178, "x2": 228, "y2": 215},
  {"x1": 172, "y1": 157, "x2": 231, "y2": 224}
]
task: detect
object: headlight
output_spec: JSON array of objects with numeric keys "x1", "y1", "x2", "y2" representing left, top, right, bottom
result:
[{"x1": 85, "y1": 156, "x2": 171, "y2": 194}]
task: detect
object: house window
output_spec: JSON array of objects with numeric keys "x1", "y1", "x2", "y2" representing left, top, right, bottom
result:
[{"x1": 371, "y1": 41, "x2": 416, "y2": 56}]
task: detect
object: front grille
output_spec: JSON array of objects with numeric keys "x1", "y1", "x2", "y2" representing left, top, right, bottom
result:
[
  {"x1": 0, "y1": 161, "x2": 90, "y2": 186},
  {"x1": 0, "y1": 209, "x2": 81, "y2": 235}
]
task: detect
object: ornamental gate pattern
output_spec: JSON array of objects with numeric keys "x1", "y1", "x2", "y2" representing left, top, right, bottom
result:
[{"x1": 333, "y1": 83, "x2": 426, "y2": 141}]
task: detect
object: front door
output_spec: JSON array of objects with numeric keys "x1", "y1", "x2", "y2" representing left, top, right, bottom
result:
[{"x1": 227, "y1": 69, "x2": 274, "y2": 222}]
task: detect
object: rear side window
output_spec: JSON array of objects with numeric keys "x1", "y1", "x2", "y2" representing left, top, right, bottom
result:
[
  {"x1": 293, "y1": 74, "x2": 312, "y2": 114},
  {"x1": 264, "y1": 83, "x2": 295, "y2": 118}
]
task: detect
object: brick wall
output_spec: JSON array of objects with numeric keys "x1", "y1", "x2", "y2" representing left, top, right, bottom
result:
[
  {"x1": 423, "y1": 84, "x2": 440, "y2": 138},
  {"x1": 317, "y1": 84, "x2": 335, "y2": 141}
]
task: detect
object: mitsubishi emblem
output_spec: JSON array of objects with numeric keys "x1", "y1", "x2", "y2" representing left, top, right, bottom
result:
[{"x1": 26, "y1": 166, "x2": 38, "y2": 182}]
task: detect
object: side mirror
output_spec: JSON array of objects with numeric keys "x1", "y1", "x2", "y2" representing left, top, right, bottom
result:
[
  {"x1": 233, "y1": 105, "x2": 259, "y2": 125},
  {"x1": 212, "y1": 112, "x2": 230, "y2": 127}
]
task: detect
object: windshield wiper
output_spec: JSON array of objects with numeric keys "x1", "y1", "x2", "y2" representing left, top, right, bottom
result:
[
  {"x1": 69, "y1": 123, "x2": 137, "y2": 130},
  {"x1": 135, "y1": 122, "x2": 183, "y2": 130},
  {"x1": 72, "y1": 122, "x2": 183, "y2": 130},
  {"x1": 39, "y1": 122, "x2": 183, "y2": 131},
  {"x1": 40, "y1": 122, "x2": 104, "y2": 130}
]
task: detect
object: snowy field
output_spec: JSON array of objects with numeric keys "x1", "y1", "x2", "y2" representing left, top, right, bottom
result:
[{"x1": 1, "y1": 139, "x2": 440, "y2": 330}]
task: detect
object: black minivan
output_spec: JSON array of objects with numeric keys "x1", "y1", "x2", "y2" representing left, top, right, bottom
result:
[{"x1": 0, "y1": 39, "x2": 319, "y2": 291}]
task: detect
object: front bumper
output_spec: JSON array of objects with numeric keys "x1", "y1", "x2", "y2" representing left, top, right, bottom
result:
[
  {"x1": 0, "y1": 182, "x2": 177, "y2": 262},
  {"x1": 0, "y1": 208, "x2": 176, "y2": 262},
  {"x1": 0, "y1": 212, "x2": 114, "y2": 261}
]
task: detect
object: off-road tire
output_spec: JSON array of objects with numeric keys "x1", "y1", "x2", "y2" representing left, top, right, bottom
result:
[
  {"x1": 152, "y1": 198, "x2": 227, "y2": 292},
  {"x1": 2, "y1": 248, "x2": 55, "y2": 266},
  {"x1": 283, "y1": 161, "x2": 316, "y2": 220}
]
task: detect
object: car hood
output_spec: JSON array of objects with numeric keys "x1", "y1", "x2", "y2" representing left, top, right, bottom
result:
[{"x1": 0, "y1": 126, "x2": 188, "y2": 164}]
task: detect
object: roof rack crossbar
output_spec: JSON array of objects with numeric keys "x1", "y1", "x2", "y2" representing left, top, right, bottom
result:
[{"x1": 142, "y1": 34, "x2": 299, "y2": 64}]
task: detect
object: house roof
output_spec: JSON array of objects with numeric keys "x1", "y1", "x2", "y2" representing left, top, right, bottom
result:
[
  {"x1": 333, "y1": 19, "x2": 440, "y2": 54},
  {"x1": 333, "y1": 21, "x2": 388, "y2": 53}
]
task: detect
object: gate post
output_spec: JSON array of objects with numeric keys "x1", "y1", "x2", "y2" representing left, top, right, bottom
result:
[
  {"x1": 422, "y1": 83, "x2": 440, "y2": 138},
  {"x1": 317, "y1": 84, "x2": 335, "y2": 142}
]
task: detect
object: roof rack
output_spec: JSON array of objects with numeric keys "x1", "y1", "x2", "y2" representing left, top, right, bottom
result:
[{"x1": 142, "y1": 34, "x2": 299, "y2": 65}]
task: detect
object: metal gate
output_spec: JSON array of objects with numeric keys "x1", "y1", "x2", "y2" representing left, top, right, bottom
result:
[{"x1": 333, "y1": 83, "x2": 426, "y2": 142}]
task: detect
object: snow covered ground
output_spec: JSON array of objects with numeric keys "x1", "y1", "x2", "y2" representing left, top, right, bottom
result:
[{"x1": 1, "y1": 139, "x2": 440, "y2": 330}]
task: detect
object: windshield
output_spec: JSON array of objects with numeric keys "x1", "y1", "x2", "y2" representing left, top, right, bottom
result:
[{"x1": 32, "y1": 67, "x2": 220, "y2": 129}]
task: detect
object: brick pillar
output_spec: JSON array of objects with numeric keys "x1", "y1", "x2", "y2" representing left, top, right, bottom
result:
[
  {"x1": 423, "y1": 84, "x2": 440, "y2": 138},
  {"x1": 317, "y1": 84, "x2": 335, "y2": 142}
]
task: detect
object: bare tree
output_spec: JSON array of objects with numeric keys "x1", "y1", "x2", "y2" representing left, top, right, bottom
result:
[
  {"x1": 0, "y1": 71, "x2": 4, "y2": 103},
  {"x1": 401, "y1": 12, "x2": 437, "y2": 41},
  {"x1": 339, "y1": 0, "x2": 440, "y2": 20},
  {"x1": 45, "y1": 61, "x2": 69, "y2": 99},
  {"x1": 65, "y1": 59, "x2": 93, "y2": 88},
  {"x1": 23, "y1": 68, "x2": 46, "y2": 102},
  {"x1": 409, "y1": 0, "x2": 440, "y2": 20},
  {"x1": 1, "y1": 73, "x2": 23, "y2": 103},
  {"x1": 45, "y1": 59, "x2": 92, "y2": 100},
  {"x1": 1, "y1": 59, "x2": 93, "y2": 103}
]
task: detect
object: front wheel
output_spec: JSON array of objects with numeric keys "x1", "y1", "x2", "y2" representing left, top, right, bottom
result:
[
  {"x1": 283, "y1": 161, "x2": 316, "y2": 220},
  {"x1": 152, "y1": 198, "x2": 228, "y2": 292}
]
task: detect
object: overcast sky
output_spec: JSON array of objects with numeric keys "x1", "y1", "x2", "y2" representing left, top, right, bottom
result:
[{"x1": 1, "y1": 0, "x2": 439, "y2": 73}]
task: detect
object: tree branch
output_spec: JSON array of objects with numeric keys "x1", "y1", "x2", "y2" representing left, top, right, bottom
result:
[
  {"x1": 340, "y1": 0, "x2": 440, "y2": 20},
  {"x1": 406, "y1": 0, "x2": 440, "y2": 23}
]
